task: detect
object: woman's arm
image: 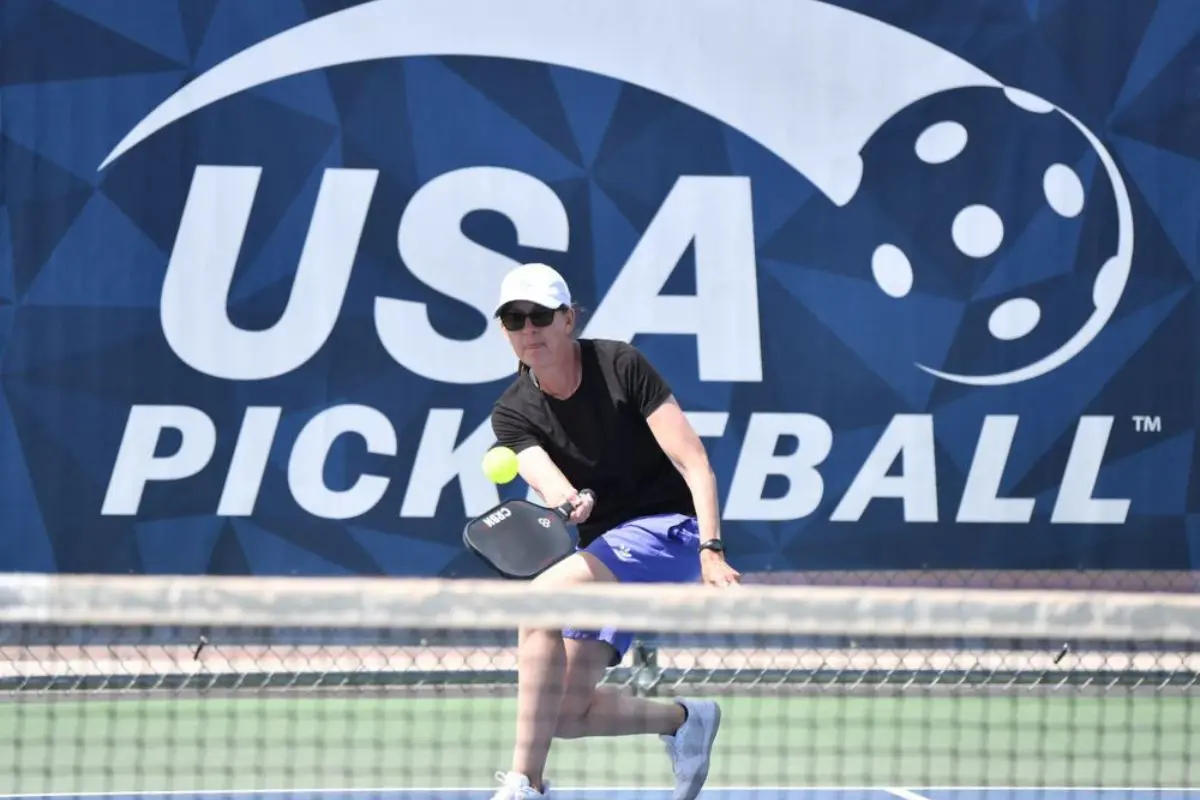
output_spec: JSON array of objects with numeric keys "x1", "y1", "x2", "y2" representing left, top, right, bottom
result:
[
  {"x1": 645, "y1": 396, "x2": 721, "y2": 546},
  {"x1": 514, "y1": 446, "x2": 593, "y2": 523},
  {"x1": 492, "y1": 406, "x2": 594, "y2": 523},
  {"x1": 646, "y1": 396, "x2": 740, "y2": 585}
]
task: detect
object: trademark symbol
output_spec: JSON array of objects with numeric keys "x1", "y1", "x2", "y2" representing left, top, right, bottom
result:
[{"x1": 1132, "y1": 415, "x2": 1161, "y2": 433}]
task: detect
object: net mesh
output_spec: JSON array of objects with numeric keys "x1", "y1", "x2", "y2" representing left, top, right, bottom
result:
[{"x1": 2, "y1": 574, "x2": 1198, "y2": 799}]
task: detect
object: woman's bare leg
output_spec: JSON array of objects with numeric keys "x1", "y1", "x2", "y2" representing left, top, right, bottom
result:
[
  {"x1": 509, "y1": 552, "x2": 614, "y2": 791},
  {"x1": 508, "y1": 554, "x2": 688, "y2": 791},
  {"x1": 554, "y1": 643, "x2": 685, "y2": 739}
]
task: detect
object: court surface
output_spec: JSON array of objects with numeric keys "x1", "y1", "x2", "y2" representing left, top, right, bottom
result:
[
  {"x1": 4, "y1": 788, "x2": 1200, "y2": 800},
  {"x1": 2, "y1": 694, "x2": 1196, "y2": 800}
]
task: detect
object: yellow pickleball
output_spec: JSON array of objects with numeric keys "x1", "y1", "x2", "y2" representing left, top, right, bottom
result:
[{"x1": 482, "y1": 446, "x2": 519, "y2": 484}]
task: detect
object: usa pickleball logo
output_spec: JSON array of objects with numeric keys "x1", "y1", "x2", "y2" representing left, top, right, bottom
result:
[
  {"x1": 101, "y1": 0, "x2": 1133, "y2": 390},
  {"x1": 839, "y1": 84, "x2": 1131, "y2": 388},
  {"x1": 86, "y1": 0, "x2": 1143, "y2": 533}
]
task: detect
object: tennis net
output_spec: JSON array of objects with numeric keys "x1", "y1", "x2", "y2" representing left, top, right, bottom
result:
[{"x1": 1, "y1": 573, "x2": 1198, "y2": 798}]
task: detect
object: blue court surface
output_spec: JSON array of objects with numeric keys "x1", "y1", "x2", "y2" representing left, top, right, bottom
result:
[{"x1": 5, "y1": 789, "x2": 1200, "y2": 800}]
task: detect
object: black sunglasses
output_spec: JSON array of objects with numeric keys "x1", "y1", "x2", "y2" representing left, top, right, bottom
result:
[{"x1": 498, "y1": 305, "x2": 563, "y2": 331}]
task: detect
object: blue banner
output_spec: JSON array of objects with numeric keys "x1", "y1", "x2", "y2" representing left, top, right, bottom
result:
[{"x1": 0, "y1": 0, "x2": 1196, "y2": 578}]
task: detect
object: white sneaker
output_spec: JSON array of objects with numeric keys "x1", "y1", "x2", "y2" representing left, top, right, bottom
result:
[
  {"x1": 660, "y1": 698, "x2": 722, "y2": 800},
  {"x1": 489, "y1": 771, "x2": 550, "y2": 799}
]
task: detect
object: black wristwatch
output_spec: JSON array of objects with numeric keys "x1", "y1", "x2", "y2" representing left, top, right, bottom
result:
[{"x1": 698, "y1": 539, "x2": 726, "y2": 553}]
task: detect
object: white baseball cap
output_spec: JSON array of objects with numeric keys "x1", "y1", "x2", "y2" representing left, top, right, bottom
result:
[{"x1": 495, "y1": 263, "x2": 572, "y2": 315}]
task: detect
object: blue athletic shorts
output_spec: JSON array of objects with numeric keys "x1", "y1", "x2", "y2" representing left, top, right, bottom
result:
[{"x1": 562, "y1": 512, "x2": 702, "y2": 666}]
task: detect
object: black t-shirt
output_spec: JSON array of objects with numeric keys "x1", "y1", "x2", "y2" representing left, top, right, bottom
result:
[{"x1": 491, "y1": 338, "x2": 695, "y2": 547}]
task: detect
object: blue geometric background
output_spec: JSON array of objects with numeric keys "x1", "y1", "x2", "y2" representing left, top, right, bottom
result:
[{"x1": 0, "y1": 0, "x2": 1197, "y2": 580}]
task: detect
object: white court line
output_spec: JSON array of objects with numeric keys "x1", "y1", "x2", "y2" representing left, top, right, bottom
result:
[{"x1": 2, "y1": 789, "x2": 1198, "y2": 799}]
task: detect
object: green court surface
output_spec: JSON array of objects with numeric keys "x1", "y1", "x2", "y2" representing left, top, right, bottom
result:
[{"x1": 2, "y1": 693, "x2": 1196, "y2": 794}]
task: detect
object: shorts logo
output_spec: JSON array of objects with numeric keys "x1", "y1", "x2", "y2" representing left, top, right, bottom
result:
[
  {"x1": 612, "y1": 545, "x2": 635, "y2": 562},
  {"x1": 537, "y1": 517, "x2": 551, "y2": 528}
]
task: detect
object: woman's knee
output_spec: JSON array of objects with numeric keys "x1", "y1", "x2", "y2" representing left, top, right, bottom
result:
[
  {"x1": 553, "y1": 638, "x2": 613, "y2": 737},
  {"x1": 554, "y1": 689, "x2": 595, "y2": 739},
  {"x1": 556, "y1": 684, "x2": 631, "y2": 739}
]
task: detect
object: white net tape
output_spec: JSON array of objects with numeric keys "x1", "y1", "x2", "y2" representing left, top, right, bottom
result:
[{"x1": 4, "y1": 573, "x2": 1200, "y2": 640}]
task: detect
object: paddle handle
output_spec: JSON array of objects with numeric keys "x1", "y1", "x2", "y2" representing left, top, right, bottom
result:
[{"x1": 553, "y1": 489, "x2": 594, "y2": 520}]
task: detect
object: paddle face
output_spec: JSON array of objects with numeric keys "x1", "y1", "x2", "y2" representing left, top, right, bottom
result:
[{"x1": 463, "y1": 498, "x2": 578, "y2": 579}]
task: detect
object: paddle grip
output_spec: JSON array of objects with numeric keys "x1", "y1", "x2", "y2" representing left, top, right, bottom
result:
[{"x1": 553, "y1": 489, "x2": 595, "y2": 521}]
